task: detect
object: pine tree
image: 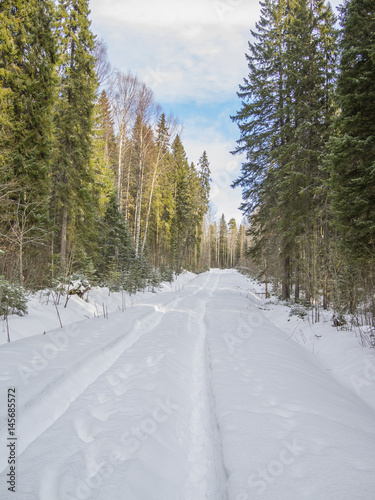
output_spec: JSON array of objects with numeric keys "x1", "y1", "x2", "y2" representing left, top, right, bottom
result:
[{"x1": 52, "y1": 0, "x2": 97, "y2": 263}]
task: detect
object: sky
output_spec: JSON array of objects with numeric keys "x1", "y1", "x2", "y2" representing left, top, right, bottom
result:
[{"x1": 89, "y1": 0, "x2": 342, "y2": 224}]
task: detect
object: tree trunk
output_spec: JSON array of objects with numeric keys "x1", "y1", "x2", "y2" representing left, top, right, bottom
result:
[
  {"x1": 295, "y1": 264, "x2": 300, "y2": 301},
  {"x1": 134, "y1": 154, "x2": 143, "y2": 256},
  {"x1": 19, "y1": 239, "x2": 23, "y2": 285},
  {"x1": 141, "y1": 164, "x2": 158, "y2": 255},
  {"x1": 61, "y1": 205, "x2": 68, "y2": 263},
  {"x1": 282, "y1": 255, "x2": 290, "y2": 301},
  {"x1": 117, "y1": 134, "x2": 123, "y2": 209}
]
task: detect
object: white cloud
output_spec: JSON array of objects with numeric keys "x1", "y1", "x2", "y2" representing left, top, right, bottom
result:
[
  {"x1": 90, "y1": 0, "x2": 261, "y2": 104},
  {"x1": 92, "y1": 20, "x2": 251, "y2": 104},
  {"x1": 89, "y1": 0, "x2": 254, "y2": 222},
  {"x1": 90, "y1": 0, "x2": 258, "y2": 28}
]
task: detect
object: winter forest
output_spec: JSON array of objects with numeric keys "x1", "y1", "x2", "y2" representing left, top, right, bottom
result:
[
  {"x1": 0, "y1": 0, "x2": 248, "y2": 306},
  {"x1": 0, "y1": 0, "x2": 375, "y2": 330},
  {"x1": 1, "y1": 1, "x2": 375, "y2": 499}
]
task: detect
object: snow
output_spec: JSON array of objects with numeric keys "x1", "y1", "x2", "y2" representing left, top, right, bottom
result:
[
  {"x1": 0, "y1": 269, "x2": 374, "y2": 499},
  {"x1": 0, "y1": 271, "x2": 197, "y2": 345}
]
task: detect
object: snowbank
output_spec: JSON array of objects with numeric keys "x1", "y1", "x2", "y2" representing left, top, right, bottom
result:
[{"x1": 0, "y1": 271, "x2": 197, "y2": 345}]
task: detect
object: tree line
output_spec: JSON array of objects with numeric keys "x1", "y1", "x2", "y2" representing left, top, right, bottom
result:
[
  {"x1": 232, "y1": 0, "x2": 375, "y2": 326},
  {"x1": 0, "y1": 0, "x2": 249, "y2": 297}
]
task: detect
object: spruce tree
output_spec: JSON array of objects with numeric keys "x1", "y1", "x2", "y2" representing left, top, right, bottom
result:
[
  {"x1": 52, "y1": 0, "x2": 97, "y2": 263},
  {"x1": 329, "y1": 0, "x2": 375, "y2": 261},
  {"x1": 232, "y1": 0, "x2": 293, "y2": 297},
  {"x1": 0, "y1": 0, "x2": 57, "y2": 284},
  {"x1": 91, "y1": 90, "x2": 117, "y2": 216},
  {"x1": 232, "y1": 0, "x2": 337, "y2": 301},
  {"x1": 0, "y1": 0, "x2": 57, "y2": 201},
  {"x1": 98, "y1": 194, "x2": 133, "y2": 287},
  {"x1": 171, "y1": 135, "x2": 191, "y2": 273},
  {"x1": 196, "y1": 151, "x2": 211, "y2": 267},
  {"x1": 197, "y1": 151, "x2": 211, "y2": 212}
]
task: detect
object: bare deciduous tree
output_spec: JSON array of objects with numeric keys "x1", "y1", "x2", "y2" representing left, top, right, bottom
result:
[
  {"x1": 0, "y1": 199, "x2": 48, "y2": 284},
  {"x1": 93, "y1": 38, "x2": 113, "y2": 88},
  {"x1": 110, "y1": 71, "x2": 140, "y2": 210}
]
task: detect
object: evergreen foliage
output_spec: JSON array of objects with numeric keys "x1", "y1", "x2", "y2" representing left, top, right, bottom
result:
[
  {"x1": 0, "y1": 0, "x2": 57, "y2": 200},
  {"x1": 97, "y1": 194, "x2": 133, "y2": 288},
  {"x1": 329, "y1": 0, "x2": 375, "y2": 261},
  {"x1": 233, "y1": 0, "x2": 338, "y2": 305},
  {"x1": 233, "y1": 0, "x2": 375, "y2": 324},
  {"x1": 0, "y1": 277, "x2": 27, "y2": 317},
  {"x1": 52, "y1": 0, "x2": 98, "y2": 262}
]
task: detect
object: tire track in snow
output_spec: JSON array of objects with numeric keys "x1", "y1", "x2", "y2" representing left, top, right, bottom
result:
[
  {"x1": 0, "y1": 271, "x2": 228, "y2": 490},
  {"x1": 184, "y1": 271, "x2": 228, "y2": 499},
  {"x1": 0, "y1": 294, "x2": 182, "y2": 474},
  {"x1": 206, "y1": 272, "x2": 229, "y2": 500}
]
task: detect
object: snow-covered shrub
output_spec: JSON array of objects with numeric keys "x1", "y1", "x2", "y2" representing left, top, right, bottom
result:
[
  {"x1": 289, "y1": 303, "x2": 308, "y2": 319},
  {"x1": 332, "y1": 312, "x2": 347, "y2": 328},
  {"x1": 67, "y1": 274, "x2": 91, "y2": 298},
  {"x1": 0, "y1": 277, "x2": 28, "y2": 317},
  {"x1": 55, "y1": 274, "x2": 91, "y2": 299}
]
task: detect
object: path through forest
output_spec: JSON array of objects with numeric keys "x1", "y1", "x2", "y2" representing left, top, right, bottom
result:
[{"x1": 1, "y1": 270, "x2": 375, "y2": 499}]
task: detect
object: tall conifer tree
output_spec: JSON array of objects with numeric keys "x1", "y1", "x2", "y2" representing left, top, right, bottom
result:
[
  {"x1": 52, "y1": 0, "x2": 97, "y2": 263},
  {"x1": 329, "y1": 0, "x2": 375, "y2": 261},
  {"x1": 233, "y1": 0, "x2": 337, "y2": 301},
  {"x1": 171, "y1": 135, "x2": 190, "y2": 272},
  {"x1": 0, "y1": 0, "x2": 57, "y2": 200}
]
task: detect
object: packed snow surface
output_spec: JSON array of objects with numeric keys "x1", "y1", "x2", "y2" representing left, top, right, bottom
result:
[{"x1": 0, "y1": 269, "x2": 375, "y2": 499}]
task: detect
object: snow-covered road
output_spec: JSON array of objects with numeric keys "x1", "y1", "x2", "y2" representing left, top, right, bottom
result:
[{"x1": 1, "y1": 270, "x2": 375, "y2": 499}]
